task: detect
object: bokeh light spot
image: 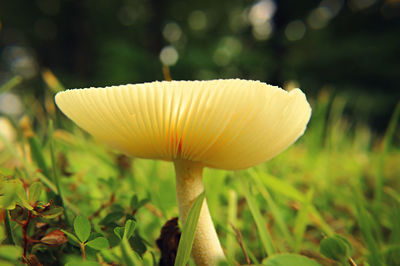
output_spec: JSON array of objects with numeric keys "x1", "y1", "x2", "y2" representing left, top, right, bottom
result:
[
  {"x1": 252, "y1": 21, "x2": 273, "y2": 40},
  {"x1": 229, "y1": 8, "x2": 248, "y2": 32},
  {"x1": 188, "y1": 10, "x2": 207, "y2": 31},
  {"x1": 2, "y1": 46, "x2": 38, "y2": 79},
  {"x1": 159, "y1": 46, "x2": 179, "y2": 66},
  {"x1": 349, "y1": 0, "x2": 377, "y2": 11},
  {"x1": 285, "y1": 20, "x2": 306, "y2": 41},
  {"x1": 307, "y1": 7, "x2": 331, "y2": 29},
  {"x1": 213, "y1": 37, "x2": 242, "y2": 66},
  {"x1": 0, "y1": 93, "x2": 23, "y2": 116},
  {"x1": 163, "y1": 22, "x2": 182, "y2": 43},
  {"x1": 249, "y1": 0, "x2": 276, "y2": 26},
  {"x1": 283, "y1": 80, "x2": 300, "y2": 91},
  {"x1": 0, "y1": 117, "x2": 16, "y2": 150}
]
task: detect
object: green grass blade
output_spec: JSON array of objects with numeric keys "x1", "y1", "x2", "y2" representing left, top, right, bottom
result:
[
  {"x1": 258, "y1": 171, "x2": 334, "y2": 236},
  {"x1": 226, "y1": 189, "x2": 237, "y2": 260},
  {"x1": 175, "y1": 192, "x2": 205, "y2": 266},
  {"x1": 49, "y1": 120, "x2": 69, "y2": 223},
  {"x1": 4, "y1": 211, "x2": 15, "y2": 245},
  {"x1": 27, "y1": 135, "x2": 50, "y2": 178},
  {"x1": 239, "y1": 176, "x2": 276, "y2": 256},
  {"x1": 249, "y1": 169, "x2": 294, "y2": 249},
  {"x1": 382, "y1": 101, "x2": 400, "y2": 153},
  {"x1": 0, "y1": 76, "x2": 22, "y2": 94},
  {"x1": 354, "y1": 186, "x2": 384, "y2": 266},
  {"x1": 375, "y1": 101, "x2": 400, "y2": 210},
  {"x1": 260, "y1": 172, "x2": 304, "y2": 202},
  {"x1": 0, "y1": 126, "x2": 79, "y2": 215},
  {"x1": 293, "y1": 189, "x2": 314, "y2": 252},
  {"x1": 241, "y1": 238, "x2": 260, "y2": 265}
]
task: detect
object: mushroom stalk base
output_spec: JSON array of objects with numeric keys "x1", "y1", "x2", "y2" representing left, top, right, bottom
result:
[{"x1": 174, "y1": 160, "x2": 225, "y2": 266}]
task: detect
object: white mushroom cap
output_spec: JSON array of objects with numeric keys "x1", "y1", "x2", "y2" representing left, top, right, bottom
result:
[{"x1": 55, "y1": 79, "x2": 311, "y2": 170}]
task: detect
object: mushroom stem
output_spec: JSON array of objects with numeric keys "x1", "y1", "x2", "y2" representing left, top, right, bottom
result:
[{"x1": 174, "y1": 160, "x2": 225, "y2": 265}]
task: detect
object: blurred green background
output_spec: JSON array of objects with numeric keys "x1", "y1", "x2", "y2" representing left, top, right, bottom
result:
[
  {"x1": 1, "y1": 1, "x2": 400, "y2": 265},
  {"x1": 0, "y1": 0, "x2": 399, "y2": 131}
]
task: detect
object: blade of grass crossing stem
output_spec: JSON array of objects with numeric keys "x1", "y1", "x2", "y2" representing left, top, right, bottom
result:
[
  {"x1": 49, "y1": 120, "x2": 68, "y2": 223},
  {"x1": 249, "y1": 169, "x2": 294, "y2": 250},
  {"x1": 354, "y1": 186, "x2": 384, "y2": 266},
  {"x1": 293, "y1": 189, "x2": 314, "y2": 252},
  {"x1": 239, "y1": 176, "x2": 276, "y2": 256},
  {"x1": 175, "y1": 192, "x2": 205, "y2": 266},
  {"x1": 226, "y1": 189, "x2": 237, "y2": 260}
]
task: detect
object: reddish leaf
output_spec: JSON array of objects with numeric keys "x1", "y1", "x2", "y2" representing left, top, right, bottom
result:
[
  {"x1": 27, "y1": 254, "x2": 43, "y2": 266},
  {"x1": 40, "y1": 230, "x2": 68, "y2": 246}
]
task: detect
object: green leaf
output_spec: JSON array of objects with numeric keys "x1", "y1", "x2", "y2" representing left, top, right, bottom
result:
[
  {"x1": 28, "y1": 182, "x2": 43, "y2": 205},
  {"x1": 123, "y1": 220, "x2": 136, "y2": 240},
  {"x1": 101, "y1": 248, "x2": 121, "y2": 263},
  {"x1": 39, "y1": 206, "x2": 64, "y2": 219},
  {"x1": 120, "y1": 237, "x2": 142, "y2": 266},
  {"x1": 0, "y1": 259, "x2": 13, "y2": 266},
  {"x1": 114, "y1": 219, "x2": 136, "y2": 241},
  {"x1": 86, "y1": 237, "x2": 110, "y2": 250},
  {"x1": 239, "y1": 177, "x2": 276, "y2": 256},
  {"x1": 61, "y1": 229, "x2": 80, "y2": 247},
  {"x1": 0, "y1": 245, "x2": 22, "y2": 261},
  {"x1": 114, "y1": 226, "x2": 124, "y2": 240},
  {"x1": 137, "y1": 199, "x2": 150, "y2": 209},
  {"x1": 320, "y1": 235, "x2": 351, "y2": 262},
  {"x1": 130, "y1": 195, "x2": 138, "y2": 209},
  {"x1": 16, "y1": 186, "x2": 33, "y2": 211},
  {"x1": 64, "y1": 256, "x2": 101, "y2": 266},
  {"x1": 131, "y1": 234, "x2": 147, "y2": 256},
  {"x1": 130, "y1": 195, "x2": 149, "y2": 211},
  {"x1": 175, "y1": 192, "x2": 205, "y2": 266},
  {"x1": 110, "y1": 203, "x2": 125, "y2": 213},
  {"x1": 100, "y1": 211, "x2": 124, "y2": 225},
  {"x1": 0, "y1": 179, "x2": 22, "y2": 210},
  {"x1": 262, "y1": 253, "x2": 322, "y2": 266},
  {"x1": 74, "y1": 215, "x2": 91, "y2": 243}
]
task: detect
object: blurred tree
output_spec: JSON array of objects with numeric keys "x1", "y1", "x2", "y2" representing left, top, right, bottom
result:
[{"x1": 0, "y1": 0, "x2": 399, "y2": 129}]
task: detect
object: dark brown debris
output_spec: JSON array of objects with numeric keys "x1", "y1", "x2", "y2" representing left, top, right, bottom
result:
[{"x1": 156, "y1": 217, "x2": 181, "y2": 266}]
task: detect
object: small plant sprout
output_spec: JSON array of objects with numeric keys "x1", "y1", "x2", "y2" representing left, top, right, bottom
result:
[{"x1": 55, "y1": 79, "x2": 312, "y2": 265}]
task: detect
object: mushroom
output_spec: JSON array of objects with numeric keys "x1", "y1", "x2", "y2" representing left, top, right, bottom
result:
[{"x1": 55, "y1": 79, "x2": 311, "y2": 265}]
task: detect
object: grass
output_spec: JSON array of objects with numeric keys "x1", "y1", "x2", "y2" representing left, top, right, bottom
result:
[{"x1": 0, "y1": 76, "x2": 399, "y2": 265}]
